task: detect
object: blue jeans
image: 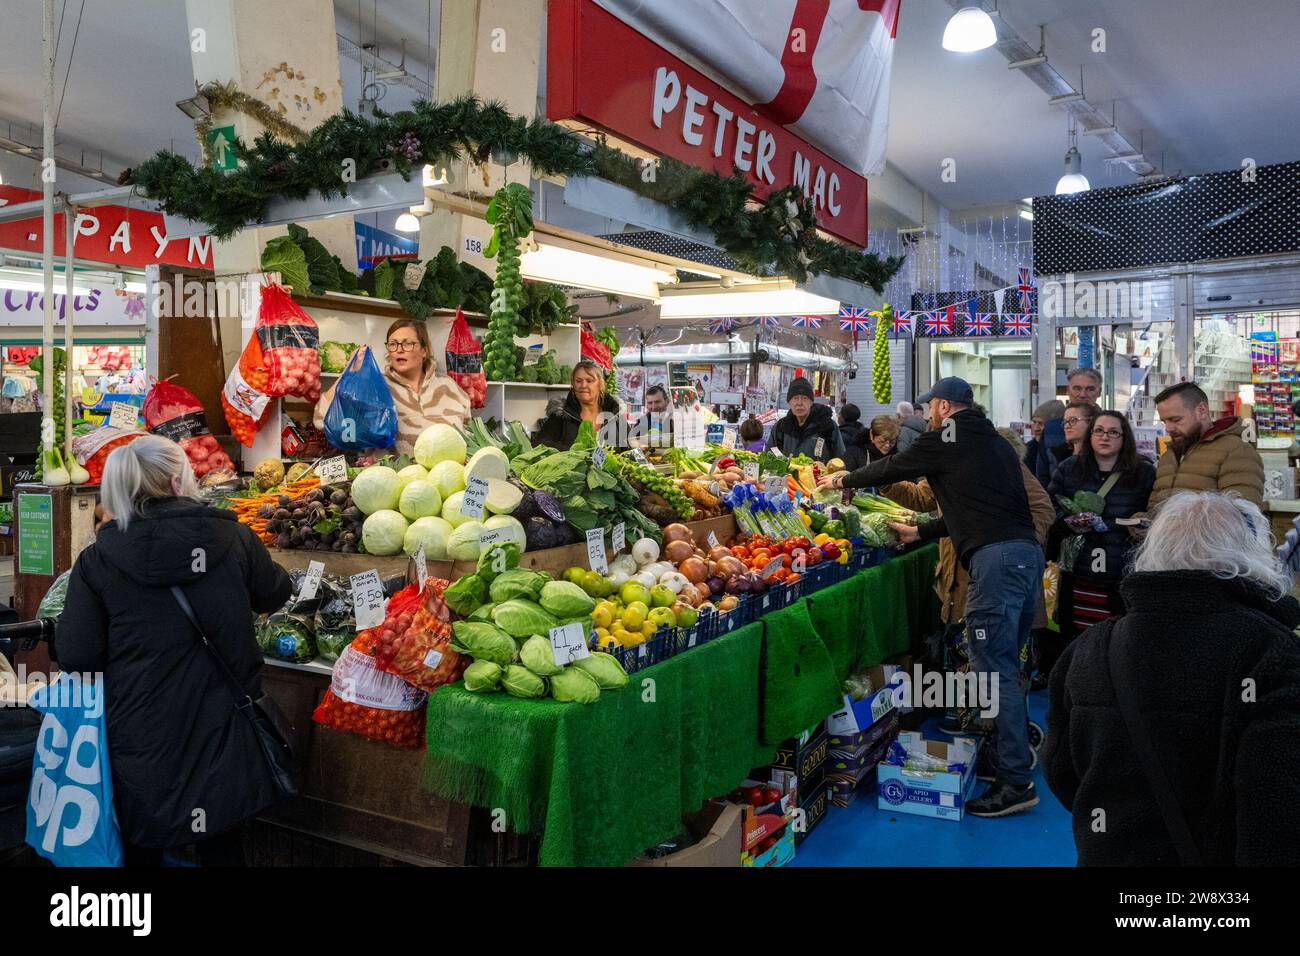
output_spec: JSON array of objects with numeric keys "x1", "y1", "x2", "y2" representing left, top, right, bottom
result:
[{"x1": 964, "y1": 539, "x2": 1044, "y2": 787}]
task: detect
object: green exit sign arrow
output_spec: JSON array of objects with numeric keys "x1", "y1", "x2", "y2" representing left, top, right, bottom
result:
[{"x1": 207, "y1": 125, "x2": 237, "y2": 171}]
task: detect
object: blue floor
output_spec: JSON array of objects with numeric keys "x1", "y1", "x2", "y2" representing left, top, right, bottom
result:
[{"x1": 792, "y1": 690, "x2": 1077, "y2": 866}]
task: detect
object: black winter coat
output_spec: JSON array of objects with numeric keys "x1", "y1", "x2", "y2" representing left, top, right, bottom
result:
[
  {"x1": 1047, "y1": 455, "x2": 1155, "y2": 579},
  {"x1": 766, "y1": 403, "x2": 846, "y2": 463},
  {"x1": 1043, "y1": 571, "x2": 1300, "y2": 865},
  {"x1": 534, "y1": 391, "x2": 622, "y2": 451},
  {"x1": 57, "y1": 498, "x2": 292, "y2": 847},
  {"x1": 837, "y1": 421, "x2": 864, "y2": 446}
]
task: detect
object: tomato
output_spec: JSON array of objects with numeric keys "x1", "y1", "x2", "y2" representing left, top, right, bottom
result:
[
  {"x1": 745, "y1": 787, "x2": 766, "y2": 807},
  {"x1": 764, "y1": 786, "x2": 782, "y2": 804},
  {"x1": 731, "y1": 546, "x2": 750, "y2": 560},
  {"x1": 821, "y1": 543, "x2": 841, "y2": 561}
]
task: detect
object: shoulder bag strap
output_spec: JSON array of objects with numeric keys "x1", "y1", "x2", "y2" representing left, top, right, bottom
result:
[
  {"x1": 1096, "y1": 470, "x2": 1122, "y2": 502},
  {"x1": 170, "y1": 585, "x2": 257, "y2": 714},
  {"x1": 1105, "y1": 625, "x2": 1204, "y2": 866}
]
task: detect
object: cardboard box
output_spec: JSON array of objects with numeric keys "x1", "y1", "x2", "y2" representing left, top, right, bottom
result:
[
  {"x1": 742, "y1": 824, "x2": 795, "y2": 867},
  {"x1": 734, "y1": 777, "x2": 798, "y2": 851},
  {"x1": 629, "y1": 801, "x2": 744, "y2": 867},
  {"x1": 770, "y1": 723, "x2": 829, "y2": 781},
  {"x1": 828, "y1": 711, "x2": 900, "y2": 752},
  {"x1": 792, "y1": 780, "x2": 830, "y2": 847},
  {"x1": 876, "y1": 732, "x2": 979, "y2": 821},
  {"x1": 827, "y1": 665, "x2": 907, "y2": 736}
]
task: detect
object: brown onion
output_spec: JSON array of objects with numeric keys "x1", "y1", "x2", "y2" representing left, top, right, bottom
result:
[
  {"x1": 665, "y1": 539, "x2": 695, "y2": 564},
  {"x1": 679, "y1": 556, "x2": 709, "y2": 585},
  {"x1": 715, "y1": 555, "x2": 748, "y2": 579},
  {"x1": 663, "y1": 523, "x2": 693, "y2": 544},
  {"x1": 708, "y1": 546, "x2": 733, "y2": 562}
]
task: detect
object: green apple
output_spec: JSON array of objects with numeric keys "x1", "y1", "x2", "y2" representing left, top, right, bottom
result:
[
  {"x1": 619, "y1": 580, "x2": 652, "y2": 608},
  {"x1": 649, "y1": 584, "x2": 677, "y2": 608},
  {"x1": 564, "y1": 566, "x2": 587, "y2": 585},
  {"x1": 581, "y1": 570, "x2": 608, "y2": 597},
  {"x1": 672, "y1": 602, "x2": 699, "y2": 628},
  {"x1": 647, "y1": 606, "x2": 677, "y2": 630}
]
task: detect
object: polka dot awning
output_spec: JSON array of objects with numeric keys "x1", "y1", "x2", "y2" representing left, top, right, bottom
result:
[{"x1": 1033, "y1": 160, "x2": 1300, "y2": 275}]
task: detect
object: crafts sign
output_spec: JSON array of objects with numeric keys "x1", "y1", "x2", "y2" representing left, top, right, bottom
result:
[
  {"x1": 547, "y1": 0, "x2": 869, "y2": 246},
  {"x1": 0, "y1": 185, "x2": 214, "y2": 270}
]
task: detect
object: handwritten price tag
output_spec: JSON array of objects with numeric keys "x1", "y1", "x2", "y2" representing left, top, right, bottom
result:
[
  {"x1": 549, "y1": 622, "x2": 591, "y2": 666},
  {"x1": 744, "y1": 461, "x2": 760, "y2": 482},
  {"x1": 707, "y1": 531, "x2": 720, "y2": 550},
  {"x1": 479, "y1": 527, "x2": 513, "y2": 551},
  {"x1": 612, "y1": 522, "x2": 626, "y2": 555},
  {"x1": 761, "y1": 555, "x2": 785, "y2": 580},
  {"x1": 350, "y1": 570, "x2": 386, "y2": 631},
  {"x1": 764, "y1": 474, "x2": 785, "y2": 495},
  {"x1": 108, "y1": 402, "x2": 138, "y2": 430},
  {"x1": 586, "y1": 527, "x2": 608, "y2": 574},
  {"x1": 593, "y1": 443, "x2": 607, "y2": 470},
  {"x1": 629, "y1": 447, "x2": 650, "y2": 465},
  {"x1": 414, "y1": 545, "x2": 428, "y2": 593},
  {"x1": 316, "y1": 455, "x2": 348, "y2": 485},
  {"x1": 402, "y1": 261, "x2": 428, "y2": 291},
  {"x1": 722, "y1": 426, "x2": 737, "y2": 450},
  {"x1": 298, "y1": 560, "x2": 326, "y2": 601},
  {"x1": 461, "y1": 476, "x2": 489, "y2": 520}
]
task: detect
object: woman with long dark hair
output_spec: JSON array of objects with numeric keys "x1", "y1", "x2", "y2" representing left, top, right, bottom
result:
[{"x1": 1046, "y1": 410, "x2": 1155, "y2": 646}]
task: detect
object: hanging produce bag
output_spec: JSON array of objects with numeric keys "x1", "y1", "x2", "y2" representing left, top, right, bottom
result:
[
  {"x1": 580, "y1": 324, "x2": 612, "y2": 370},
  {"x1": 445, "y1": 307, "x2": 486, "y2": 408},
  {"x1": 71, "y1": 427, "x2": 148, "y2": 485},
  {"x1": 373, "y1": 579, "x2": 466, "y2": 693},
  {"x1": 256, "y1": 283, "x2": 321, "y2": 402},
  {"x1": 323, "y1": 345, "x2": 398, "y2": 451},
  {"x1": 220, "y1": 323, "x2": 274, "y2": 447},
  {"x1": 142, "y1": 377, "x2": 235, "y2": 478}
]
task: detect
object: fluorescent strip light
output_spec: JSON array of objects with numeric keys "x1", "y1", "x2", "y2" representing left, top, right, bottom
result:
[
  {"x1": 1019, "y1": 209, "x2": 1034, "y2": 221},
  {"x1": 520, "y1": 240, "x2": 677, "y2": 300},
  {"x1": 658, "y1": 286, "x2": 840, "y2": 319}
]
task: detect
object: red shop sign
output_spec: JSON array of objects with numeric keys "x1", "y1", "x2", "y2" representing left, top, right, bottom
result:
[
  {"x1": 547, "y1": 0, "x2": 868, "y2": 247},
  {"x1": 0, "y1": 185, "x2": 215, "y2": 270}
]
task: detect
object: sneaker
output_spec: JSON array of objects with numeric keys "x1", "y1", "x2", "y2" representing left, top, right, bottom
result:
[
  {"x1": 975, "y1": 744, "x2": 998, "y2": 782},
  {"x1": 966, "y1": 780, "x2": 1039, "y2": 818}
]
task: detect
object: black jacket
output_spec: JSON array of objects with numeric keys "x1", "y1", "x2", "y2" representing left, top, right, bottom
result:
[
  {"x1": 534, "y1": 391, "x2": 622, "y2": 451},
  {"x1": 1034, "y1": 418, "x2": 1069, "y2": 487},
  {"x1": 57, "y1": 498, "x2": 292, "y2": 847},
  {"x1": 842, "y1": 409, "x2": 1036, "y2": 566},
  {"x1": 766, "y1": 403, "x2": 846, "y2": 463},
  {"x1": 1043, "y1": 571, "x2": 1300, "y2": 865},
  {"x1": 837, "y1": 420, "x2": 865, "y2": 446},
  {"x1": 1047, "y1": 454, "x2": 1156, "y2": 579},
  {"x1": 844, "y1": 431, "x2": 893, "y2": 472}
]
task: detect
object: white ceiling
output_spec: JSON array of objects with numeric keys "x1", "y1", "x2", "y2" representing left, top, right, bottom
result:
[{"x1": 0, "y1": 0, "x2": 1297, "y2": 219}]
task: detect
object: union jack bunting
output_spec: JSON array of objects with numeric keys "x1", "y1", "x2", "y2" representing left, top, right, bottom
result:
[
  {"x1": 708, "y1": 317, "x2": 737, "y2": 334},
  {"x1": 967, "y1": 312, "x2": 994, "y2": 336},
  {"x1": 756, "y1": 315, "x2": 782, "y2": 327},
  {"x1": 839, "y1": 305, "x2": 871, "y2": 319},
  {"x1": 791, "y1": 315, "x2": 823, "y2": 330},
  {"x1": 1018, "y1": 267, "x2": 1036, "y2": 314},
  {"x1": 838, "y1": 312, "x2": 873, "y2": 334},
  {"x1": 1003, "y1": 313, "x2": 1034, "y2": 337},
  {"x1": 922, "y1": 306, "x2": 954, "y2": 336},
  {"x1": 892, "y1": 310, "x2": 915, "y2": 336}
]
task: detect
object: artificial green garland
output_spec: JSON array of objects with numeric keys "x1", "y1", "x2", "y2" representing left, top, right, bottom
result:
[{"x1": 126, "y1": 94, "x2": 903, "y2": 292}]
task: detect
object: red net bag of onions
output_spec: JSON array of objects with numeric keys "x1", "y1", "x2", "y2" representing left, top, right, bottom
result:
[
  {"x1": 445, "y1": 307, "x2": 486, "y2": 408},
  {"x1": 143, "y1": 377, "x2": 235, "y2": 478},
  {"x1": 220, "y1": 325, "x2": 274, "y2": 447},
  {"x1": 256, "y1": 282, "x2": 321, "y2": 402}
]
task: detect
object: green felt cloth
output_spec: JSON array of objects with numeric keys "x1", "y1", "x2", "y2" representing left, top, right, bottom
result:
[
  {"x1": 804, "y1": 575, "x2": 865, "y2": 681},
  {"x1": 758, "y1": 599, "x2": 843, "y2": 745},
  {"x1": 423, "y1": 622, "x2": 774, "y2": 867}
]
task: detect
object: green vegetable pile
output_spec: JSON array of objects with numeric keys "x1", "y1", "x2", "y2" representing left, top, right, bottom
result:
[
  {"x1": 518, "y1": 421, "x2": 663, "y2": 545},
  {"x1": 594, "y1": 326, "x2": 620, "y2": 396},
  {"x1": 610, "y1": 454, "x2": 694, "y2": 519},
  {"x1": 260, "y1": 223, "x2": 363, "y2": 295},
  {"x1": 873, "y1": 304, "x2": 892, "y2": 403},
  {"x1": 371, "y1": 247, "x2": 494, "y2": 318},
  {"x1": 517, "y1": 348, "x2": 571, "y2": 386},
  {"x1": 1057, "y1": 490, "x2": 1107, "y2": 515},
  {"x1": 519, "y1": 281, "x2": 578, "y2": 337},
  {"x1": 482, "y1": 182, "x2": 534, "y2": 382}
]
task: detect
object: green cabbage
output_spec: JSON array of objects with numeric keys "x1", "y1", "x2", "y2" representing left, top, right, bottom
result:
[
  {"x1": 396, "y1": 463, "x2": 429, "y2": 490},
  {"x1": 539, "y1": 580, "x2": 596, "y2": 618},
  {"x1": 488, "y1": 568, "x2": 550, "y2": 603},
  {"x1": 447, "y1": 520, "x2": 485, "y2": 561},
  {"x1": 414, "y1": 423, "x2": 467, "y2": 470},
  {"x1": 404, "y1": 516, "x2": 453, "y2": 558},
  {"x1": 463, "y1": 659, "x2": 503, "y2": 692},
  {"x1": 502, "y1": 663, "x2": 547, "y2": 699},
  {"x1": 361, "y1": 509, "x2": 409, "y2": 556},
  {"x1": 428, "y1": 459, "x2": 467, "y2": 500},
  {"x1": 491, "y1": 599, "x2": 559, "y2": 638},
  {"x1": 482, "y1": 514, "x2": 527, "y2": 552},
  {"x1": 572, "y1": 652, "x2": 628, "y2": 689},
  {"x1": 476, "y1": 542, "x2": 521, "y2": 583},
  {"x1": 352, "y1": 465, "x2": 402, "y2": 515},
  {"x1": 444, "y1": 574, "x2": 488, "y2": 616},
  {"x1": 519, "y1": 634, "x2": 564, "y2": 676},
  {"x1": 450, "y1": 621, "x2": 517, "y2": 668},
  {"x1": 467, "y1": 602, "x2": 497, "y2": 623},
  {"x1": 399, "y1": 479, "x2": 443, "y2": 520},
  {"x1": 549, "y1": 665, "x2": 601, "y2": 704}
]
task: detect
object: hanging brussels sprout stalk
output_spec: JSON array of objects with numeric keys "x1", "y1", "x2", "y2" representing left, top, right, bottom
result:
[
  {"x1": 482, "y1": 182, "x2": 535, "y2": 382},
  {"x1": 871, "y1": 304, "x2": 892, "y2": 404}
]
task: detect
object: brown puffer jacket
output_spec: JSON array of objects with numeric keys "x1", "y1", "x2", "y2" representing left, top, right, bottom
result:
[
  {"x1": 882, "y1": 461, "x2": 1055, "y2": 625},
  {"x1": 1149, "y1": 418, "x2": 1264, "y2": 512}
]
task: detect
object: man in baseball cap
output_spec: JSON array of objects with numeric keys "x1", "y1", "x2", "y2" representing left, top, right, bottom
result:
[{"x1": 820, "y1": 376, "x2": 1044, "y2": 818}]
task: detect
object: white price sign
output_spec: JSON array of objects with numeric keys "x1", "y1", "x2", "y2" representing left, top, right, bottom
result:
[
  {"x1": 402, "y1": 261, "x2": 428, "y2": 291},
  {"x1": 108, "y1": 402, "x2": 138, "y2": 430},
  {"x1": 461, "y1": 476, "x2": 489, "y2": 520},
  {"x1": 413, "y1": 545, "x2": 428, "y2": 593},
  {"x1": 548, "y1": 622, "x2": 591, "y2": 666},
  {"x1": 707, "y1": 531, "x2": 720, "y2": 550},
  {"x1": 761, "y1": 555, "x2": 785, "y2": 580},
  {"x1": 479, "y1": 527, "x2": 513, "y2": 550},
  {"x1": 744, "y1": 461, "x2": 760, "y2": 482},
  {"x1": 612, "y1": 522, "x2": 626, "y2": 555},
  {"x1": 629, "y1": 447, "x2": 650, "y2": 465},
  {"x1": 297, "y1": 560, "x2": 326, "y2": 601},
  {"x1": 350, "y1": 570, "x2": 387, "y2": 632},
  {"x1": 464, "y1": 235, "x2": 485, "y2": 256},
  {"x1": 592, "y1": 443, "x2": 607, "y2": 470},
  {"x1": 764, "y1": 473, "x2": 785, "y2": 494},
  {"x1": 722, "y1": 426, "x2": 737, "y2": 450},
  {"x1": 315, "y1": 455, "x2": 348, "y2": 485},
  {"x1": 586, "y1": 527, "x2": 608, "y2": 574}
]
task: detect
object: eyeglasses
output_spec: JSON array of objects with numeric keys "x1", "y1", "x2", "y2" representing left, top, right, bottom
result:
[
  {"x1": 386, "y1": 340, "x2": 421, "y2": 353},
  {"x1": 1092, "y1": 428, "x2": 1124, "y2": 439},
  {"x1": 1063, "y1": 416, "x2": 1092, "y2": 427}
]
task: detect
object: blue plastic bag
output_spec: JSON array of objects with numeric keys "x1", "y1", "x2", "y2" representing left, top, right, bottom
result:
[
  {"x1": 26, "y1": 673, "x2": 124, "y2": 867},
  {"x1": 323, "y1": 345, "x2": 398, "y2": 451}
]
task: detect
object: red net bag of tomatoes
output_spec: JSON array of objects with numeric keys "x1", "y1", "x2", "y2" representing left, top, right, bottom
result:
[
  {"x1": 142, "y1": 377, "x2": 235, "y2": 478},
  {"x1": 311, "y1": 584, "x2": 429, "y2": 749},
  {"x1": 220, "y1": 321, "x2": 274, "y2": 447},
  {"x1": 373, "y1": 579, "x2": 466, "y2": 693},
  {"x1": 71, "y1": 427, "x2": 148, "y2": 484},
  {"x1": 256, "y1": 282, "x2": 321, "y2": 402},
  {"x1": 445, "y1": 306, "x2": 486, "y2": 409}
]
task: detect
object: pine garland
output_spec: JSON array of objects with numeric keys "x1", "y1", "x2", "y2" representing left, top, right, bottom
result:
[
  {"x1": 128, "y1": 93, "x2": 904, "y2": 291},
  {"x1": 192, "y1": 81, "x2": 310, "y2": 166}
]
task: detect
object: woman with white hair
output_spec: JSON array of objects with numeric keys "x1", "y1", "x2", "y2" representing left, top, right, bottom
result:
[
  {"x1": 1043, "y1": 492, "x2": 1300, "y2": 865},
  {"x1": 56, "y1": 436, "x2": 292, "y2": 866},
  {"x1": 894, "y1": 400, "x2": 927, "y2": 453}
]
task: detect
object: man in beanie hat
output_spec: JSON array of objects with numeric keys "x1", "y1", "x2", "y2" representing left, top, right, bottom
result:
[{"x1": 767, "y1": 376, "x2": 845, "y2": 463}]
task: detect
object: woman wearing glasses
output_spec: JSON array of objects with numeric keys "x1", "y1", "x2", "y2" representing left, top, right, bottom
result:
[
  {"x1": 1046, "y1": 411, "x2": 1155, "y2": 648},
  {"x1": 314, "y1": 319, "x2": 471, "y2": 457},
  {"x1": 845, "y1": 415, "x2": 901, "y2": 470}
]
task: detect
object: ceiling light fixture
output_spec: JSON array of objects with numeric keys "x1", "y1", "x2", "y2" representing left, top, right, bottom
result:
[
  {"x1": 520, "y1": 237, "x2": 678, "y2": 300},
  {"x1": 942, "y1": 5, "x2": 997, "y2": 52},
  {"x1": 1055, "y1": 121, "x2": 1090, "y2": 195},
  {"x1": 394, "y1": 212, "x2": 420, "y2": 232},
  {"x1": 657, "y1": 281, "x2": 840, "y2": 319}
]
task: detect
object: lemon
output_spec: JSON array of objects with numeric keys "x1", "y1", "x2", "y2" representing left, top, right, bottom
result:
[
  {"x1": 592, "y1": 603, "x2": 615, "y2": 629},
  {"x1": 621, "y1": 602, "x2": 648, "y2": 631},
  {"x1": 641, "y1": 621, "x2": 656, "y2": 639}
]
